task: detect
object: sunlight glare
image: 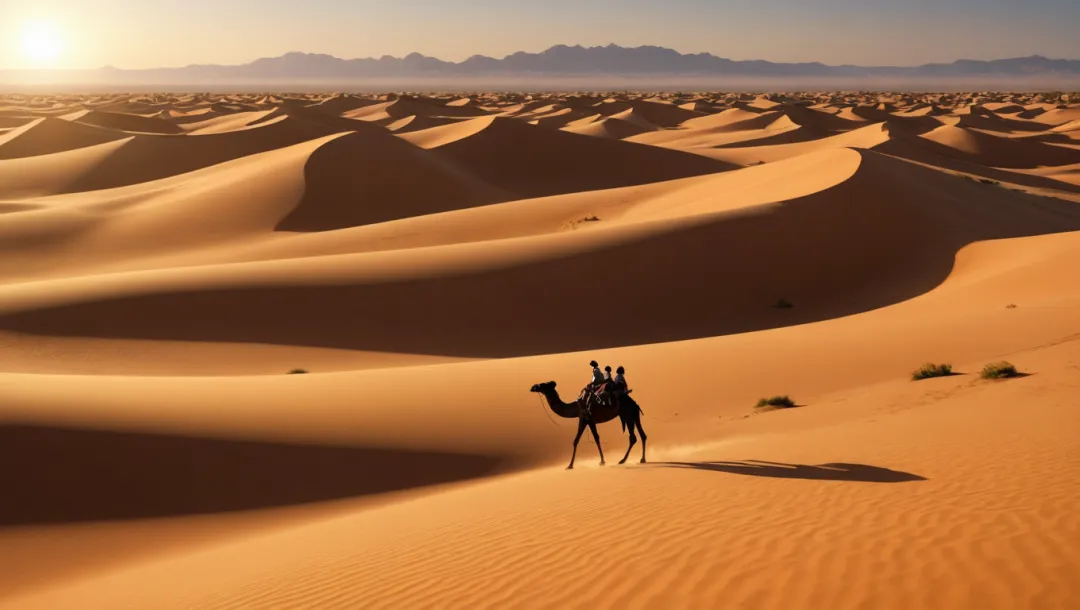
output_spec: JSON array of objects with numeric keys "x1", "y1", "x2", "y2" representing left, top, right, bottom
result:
[{"x1": 20, "y1": 21, "x2": 65, "y2": 65}]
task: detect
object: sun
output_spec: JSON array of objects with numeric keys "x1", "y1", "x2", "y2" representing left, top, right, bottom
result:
[{"x1": 20, "y1": 21, "x2": 65, "y2": 65}]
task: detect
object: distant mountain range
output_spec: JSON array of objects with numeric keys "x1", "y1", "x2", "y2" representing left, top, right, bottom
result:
[{"x1": 5, "y1": 45, "x2": 1080, "y2": 90}]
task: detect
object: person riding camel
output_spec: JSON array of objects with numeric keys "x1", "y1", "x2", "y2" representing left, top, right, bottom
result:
[
  {"x1": 589, "y1": 361, "x2": 604, "y2": 386},
  {"x1": 581, "y1": 360, "x2": 606, "y2": 414},
  {"x1": 599, "y1": 365, "x2": 616, "y2": 406},
  {"x1": 614, "y1": 366, "x2": 630, "y2": 396}
]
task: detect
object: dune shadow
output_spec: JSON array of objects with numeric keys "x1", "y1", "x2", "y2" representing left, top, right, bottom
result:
[
  {"x1": 0, "y1": 423, "x2": 507, "y2": 526},
  {"x1": 658, "y1": 459, "x2": 925, "y2": 483},
  {"x1": 5, "y1": 149, "x2": 1080, "y2": 361}
]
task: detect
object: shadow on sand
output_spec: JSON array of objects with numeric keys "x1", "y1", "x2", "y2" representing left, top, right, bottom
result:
[
  {"x1": 658, "y1": 460, "x2": 925, "y2": 483},
  {"x1": 0, "y1": 423, "x2": 506, "y2": 526}
]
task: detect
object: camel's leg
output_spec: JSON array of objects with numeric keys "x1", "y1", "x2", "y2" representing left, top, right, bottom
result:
[
  {"x1": 636, "y1": 418, "x2": 648, "y2": 464},
  {"x1": 587, "y1": 419, "x2": 605, "y2": 465},
  {"x1": 618, "y1": 427, "x2": 637, "y2": 465},
  {"x1": 568, "y1": 418, "x2": 588, "y2": 470}
]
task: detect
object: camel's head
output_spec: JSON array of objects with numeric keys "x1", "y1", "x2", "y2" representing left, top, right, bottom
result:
[{"x1": 530, "y1": 381, "x2": 556, "y2": 393}]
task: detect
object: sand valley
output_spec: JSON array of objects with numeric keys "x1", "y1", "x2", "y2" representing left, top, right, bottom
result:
[{"x1": 1, "y1": 90, "x2": 1079, "y2": 609}]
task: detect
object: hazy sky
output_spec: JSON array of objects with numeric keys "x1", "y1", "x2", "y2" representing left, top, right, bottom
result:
[{"x1": 2, "y1": 0, "x2": 1078, "y2": 70}]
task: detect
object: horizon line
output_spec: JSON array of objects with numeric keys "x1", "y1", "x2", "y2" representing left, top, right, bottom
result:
[{"x1": 4, "y1": 44, "x2": 1078, "y2": 73}]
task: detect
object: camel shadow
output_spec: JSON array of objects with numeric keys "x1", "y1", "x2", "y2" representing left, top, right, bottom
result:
[{"x1": 658, "y1": 460, "x2": 926, "y2": 483}]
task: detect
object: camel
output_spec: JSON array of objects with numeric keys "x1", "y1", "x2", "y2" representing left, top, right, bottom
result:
[{"x1": 529, "y1": 381, "x2": 647, "y2": 469}]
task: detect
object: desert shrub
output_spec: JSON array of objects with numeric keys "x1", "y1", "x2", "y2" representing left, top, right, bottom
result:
[
  {"x1": 774, "y1": 298, "x2": 794, "y2": 309},
  {"x1": 755, "y1": 396, "x2": 796, "y2": 409},
  {"x1": 978, "y1": 178, "x2": 1001, "y2": 186},
  {"x1": 567, "y1": 216, "x2": 601, "y2": 230},
  {"x1": 911, "y1": 363, "x2": 953, "y2": 381},
  {"x1": 980, "y1": 361, "x2": 1019, "y2": 380},
  {"x1": 288, "y1": 369, "x2": 309, "y2": 375},
  {"x1": 1006, "y1": 304, "x2": 1017, "y2": 309}
]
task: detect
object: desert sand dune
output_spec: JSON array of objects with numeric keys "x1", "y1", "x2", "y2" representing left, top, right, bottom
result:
[
  {"x1": 895, "y1": 103, "x2": 950, "y2": 117},
  {"x1": 3, "y1": 224, "x2": 1080, "y2": 607},
  {"x1": 345, "y1": 97, "x2": 492, "y2": 122},
  {"x1": 606, "y1": 108, "x2": 663, "y2": 130},
  {"x1": 1051, "y1": 118, "x2": 1080, "y2": 133},
  {"x1": 1027, "y1": 106, "x2": 1080, "y2": 125},
  {"x1": 165, "y1": 106, "x2": 221, "y2": 122},
  {"x1": 2, "y1": 90, "x2": 1080, "y2": 610},
  {"x1": 919, "y1": 124, "x2": 1080, "y2": 168},
  {"x1": 0, "y1": 135, "x2": 343, "y2": 275},
  {"x1": 872, "y1": 137, "x2": 1080, "y2": 195},
  {"x1": 385, "y1": 114, "x2": 468, "y2": 133},
  {"x1": 0, "y1": 137, "x2": 132, "y2": 199},
  {"x1": 10, "y1": 376, "x2": 1072, "y2": 610},
  {"x1": 637, "y1": 107, "x2": 870, "y2": 154},
  {"x1": 3, "y1": 114, "x2": 353, "y2": 194},
  {"x1": 276, "y1": 129, "x2": 514, "y2": 231},
  {"x1": 0, "y1": 423, "x2": 511, "y2": 526},
  {"x1": 778, "y1": 103, "x2": 867, "y2": 131},
  {"x1": 0, "y1": 132, "x2": 514, "y2": 281},
  {"x1": 489, "y1": 100, "x2": 552, "y2": 116},
  {"x1": 678, "y1": 107, "x2": 781, "y2": 130},
  {"x1": 678, "y1": 99, "x2": 724, "y2": 113},
  {"x1": 1014, "y1": 162, "x2": 1080, "y2": 186},
  {"x1": 0, "y1": 117, "x2": 129, "y2": 160},
  {"x1": 304, "y1": 93, "x2": 381, "y2": 115},
  {"x1": 0, "y1": 116, "x2": 35, "y2": 129},
  {"x1": 401, "y1": 116, "x2": 734, "y2": 197},
  {"x1": 626, "y1": 112, "x2": 796, "y2": 149},
  {"x1": 4, "y1": 149, "x2": 1079, "y2": 362},
  {"x1": 179, "y1": 109, "x2": 282, "y2": 134},
  {"x1": 843, "y1": 105, "x2": 947, "y2": 134},
  {"x1": 956, "y1": 109, "x2": 1051, "y2": 133},
  {"x1": 61, "y1": 109, "x2": 185, "y2": 135},
  {"x1": 0, "y1": 146, "x2": 846, "y2": 282},
  {"x1": 707, "y1": 121, "x2": 827, "y2": 149},
  {"x1": 684, "y1": 122, "x2": 892, "y2": 165},
  {"x1": 562, "y1": 115, "x2": 655, "y2": 139},
  {"x1": 982, "y1": 102, "x2": 1026, "y2": 114},
  {"x1": 833, "y1": 106, "x2": 876, "y2": 122},
  {"x1": 592, "y1": 99, "x2": 704, "y2": 127},
  {"x1": 528, "y1": 107, "x2": 598, "y2": 129}
]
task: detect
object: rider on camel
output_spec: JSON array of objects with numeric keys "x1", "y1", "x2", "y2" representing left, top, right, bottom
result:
[
  {"x1": 600, "y1": 366, "x2": 616, "y2": 406},
  {"x1": 582, "y1": 360, "x2": 607, "y2": 413},
  {"x1": 614, "y1": 366, "x2": 629, "y2": 396},
  {"x1": 589, "y1": 360, "x2": 604, "y2": 386}
]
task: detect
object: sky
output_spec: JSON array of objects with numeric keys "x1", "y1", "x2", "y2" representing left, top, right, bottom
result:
[{"x1": 1, "y1": 0, "x2": 1079, "y2": 71}]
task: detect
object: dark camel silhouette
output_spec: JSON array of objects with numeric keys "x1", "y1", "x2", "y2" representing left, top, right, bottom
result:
[{"x1": 529, "y1": 381, "x2": 647, "y2": 469}]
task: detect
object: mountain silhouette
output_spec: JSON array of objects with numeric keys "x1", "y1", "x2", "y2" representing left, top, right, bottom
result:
[{"x1": 4, "y1": 45, "x2": 1079, "y2": 88}]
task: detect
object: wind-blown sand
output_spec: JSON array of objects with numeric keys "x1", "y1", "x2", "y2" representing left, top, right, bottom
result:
[{"x1": 1, "y1": 90, "x2": 1079, "y2": 610}]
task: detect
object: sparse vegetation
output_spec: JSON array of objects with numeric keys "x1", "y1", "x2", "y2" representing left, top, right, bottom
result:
[
  {"x1": 567, "y1": 216, "x2": 601, "y2": 230},
  {"x1": 980, "y1": 361, "x2": 1019, "y2": 380},
  {"x1": 911, "y1": 363, "x2": 953, "y2": 381},
  {"x1": 978, "y1": 178, "x2": 1001, "y2": 186},
  {"x1": 1006, "y1": 303, "x2": 1018, "y2": 309},
  {"x1": 774, "y1": 298, "x2": 794, "y2": 309},
  {"x1": 755, "y1": 395, "x2": 796, "y2": 409},
  {"x1": 288, "y1": 369, "x2": 309, "y2": 375}
]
